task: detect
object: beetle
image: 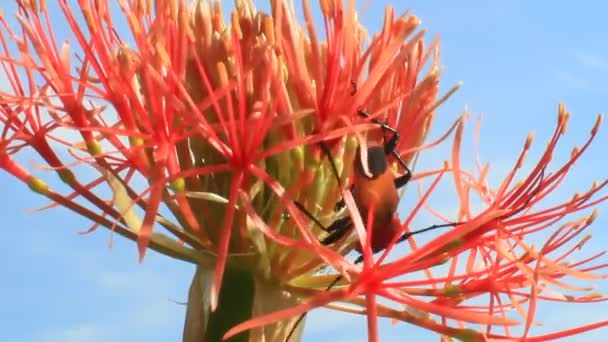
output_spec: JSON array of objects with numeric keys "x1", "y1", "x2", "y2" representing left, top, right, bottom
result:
[
  {"x1": 284, "y1": 110, "x2": 457, "y2": 341},
  {"x1": 320, "y1": 109, "x2": 412, "y2": 251},
  {"x1": 285, "y1": 102, "x2": 547, "y2": 340},
  {"x1": 301, "y1": 109, "x2": 456, "y2": 256}
]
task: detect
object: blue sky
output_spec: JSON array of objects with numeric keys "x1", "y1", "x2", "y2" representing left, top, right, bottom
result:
[{"x1": 1, "y1": 1, "x2": 607, "y2": 341}]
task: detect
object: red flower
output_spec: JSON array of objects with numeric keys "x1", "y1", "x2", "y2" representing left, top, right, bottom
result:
[
  {"x1": 226, "y1": 105, "x2": 608, "y2": 341},
  {"x1": 0, "y1": 1, "x2": 606, "y2": 341}
]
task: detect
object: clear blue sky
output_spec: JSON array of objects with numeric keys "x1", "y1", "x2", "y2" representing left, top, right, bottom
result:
[{"x1": 1, "y1": 1, "x2": 607, "y2": 341}]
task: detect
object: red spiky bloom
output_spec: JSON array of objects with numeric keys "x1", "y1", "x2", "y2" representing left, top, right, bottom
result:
[
  {"x1": 225, "y1": 104, "x2": 608, "y2": 341},
  {"x1": 0, "y1": 1, "x2": 606, "y2": 341}
]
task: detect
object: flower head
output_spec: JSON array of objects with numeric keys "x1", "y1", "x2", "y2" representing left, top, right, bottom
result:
[
  {"x1": 223, "y1": 100, "x2": 608, "y2": 341},
  {"x1": 0, "y1": 1, "x2": 606, "y2": 341}
]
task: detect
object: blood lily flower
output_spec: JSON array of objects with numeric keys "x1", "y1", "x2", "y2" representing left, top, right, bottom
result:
[
  {"x1": 225, "y1": 104, "x2": 608, "y2": 341},
  {"x1": 0, "y1": 1, "x2": 606, "y2": 342}
]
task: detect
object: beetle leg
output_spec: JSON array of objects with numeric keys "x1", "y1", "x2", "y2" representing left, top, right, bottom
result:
[
  {"x1": 293, "y1": 201, "x2": 353, "y2": 245},
  {"x1": 394, "y1": 172, "x2": 411, "y2": 190},
  {"x1": 293, "y1": 201, "x2": 329, "y2": 232},
  {"x1": 321, "y1": 217, "x2": 353, "y2": 245},
  {"x1": 333, "y1": 184, "x2": 353, "y2": 211},
  {"x1": 326, "y1": 216, "x2": 352, "y2": 232},
  {"x1": 334, "y1": 198, "x2": 346, "y2": 212}
]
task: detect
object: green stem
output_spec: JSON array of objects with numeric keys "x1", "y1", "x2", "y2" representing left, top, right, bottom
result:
[
  {"x1": 183, "y1": 266, "x2": 304, "y2": 342},
  {"x1": 206, "y1": 268, "x2": 255, "y2": 342}
]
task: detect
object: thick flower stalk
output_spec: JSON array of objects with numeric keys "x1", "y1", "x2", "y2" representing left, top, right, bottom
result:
[{"x1": 0, "y1": 1, "x2": 606, "y2": 342}]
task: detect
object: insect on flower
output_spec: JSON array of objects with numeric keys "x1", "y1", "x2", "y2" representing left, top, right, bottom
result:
[
  {"x1": 285, "y1": 109, "x2": 461, "y2": 341},
  {"x1": 298, "y1": 109, "x2": 460, "y2": 259}
]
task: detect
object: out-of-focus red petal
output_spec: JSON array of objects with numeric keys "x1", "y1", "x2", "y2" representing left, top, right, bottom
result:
[
  {"x1": 211, "y1": 171, "x2": 245, "y2": 311},
  {"x1": 365, "y1": 293, "x2": 379, "y2": 342}
]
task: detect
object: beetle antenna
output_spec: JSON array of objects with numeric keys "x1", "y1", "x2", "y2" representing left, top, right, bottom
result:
[
  {"x1": 397, "y1": 221, "x2": 464, "y2": 243},
  {"x1": 319, "y1": 142, "x2": 344, "y2": 191},
  {"x1": 319, "y1": 141, "x2": 352, "y2": 212}
]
